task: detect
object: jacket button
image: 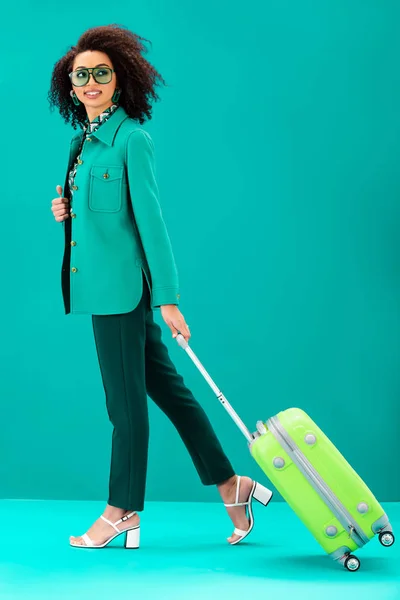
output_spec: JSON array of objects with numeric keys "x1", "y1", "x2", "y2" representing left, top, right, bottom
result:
[
  {"x1": 77, "y1": 159, "x2": 83, "y2": 165},
  {"x1": 177, "y1": 294, "x2": 180, "y2": 299},
  {"x1": 72, "y1": 185, "x2": 78, "y2": 190},
  {"x1": 103, "y1": 173, "x2": 110, "y2": 179},
  {"x1": 86, "y1": 137, "x2": 92, "y2": 142},
  {"x1": 71, "y1": 213, "x2": 76, "y2": 218},
  {"x1": 71, "y1": 241, "x2": 77, "y2": 246},
  {"x1": 71, "y1": 267, "x2": 78, "y2": 273}
]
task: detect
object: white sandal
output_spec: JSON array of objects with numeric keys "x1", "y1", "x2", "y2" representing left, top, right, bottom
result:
[
  {"x1": 70, "y1": 511, "x2": 140, "y2": 549},
  {"x1": 224, "y1": 476, "x2": 273, "y2": 545}
]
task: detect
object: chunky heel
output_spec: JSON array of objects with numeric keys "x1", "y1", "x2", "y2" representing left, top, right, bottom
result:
[
  {"x1": 125, "y1": 527, "x2": 140, "y2": 549},
  {"x1": 253, "y1": 482, "x2": 273, "y2": 506}
]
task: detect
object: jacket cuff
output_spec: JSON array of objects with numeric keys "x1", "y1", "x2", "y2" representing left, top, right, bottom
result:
[{"x1": 151, "y1": 287, "x2": 180, "y2": 308}]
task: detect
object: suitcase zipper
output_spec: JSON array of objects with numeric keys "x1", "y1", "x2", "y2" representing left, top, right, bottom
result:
[{"x1": 267, "y1": 416, "x2": 369, "y2": 548}]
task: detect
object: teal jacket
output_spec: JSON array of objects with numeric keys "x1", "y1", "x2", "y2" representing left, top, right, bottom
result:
[{"x1": 61, "y1": 105, "x2": 180, "y2": 315}]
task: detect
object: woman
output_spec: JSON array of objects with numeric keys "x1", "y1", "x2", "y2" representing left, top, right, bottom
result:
[{"x1": 48, "y1": 24, "x2": 273, "y2": 549}]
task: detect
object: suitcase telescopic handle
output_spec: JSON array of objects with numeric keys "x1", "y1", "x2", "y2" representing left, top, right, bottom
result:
[{"x1": 175, "y1": 333, "x2": 254, "y2": 443}]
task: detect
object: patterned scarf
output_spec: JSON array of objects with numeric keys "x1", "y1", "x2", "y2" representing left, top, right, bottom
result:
[{"x1": 83, "y1": 103, "x2": 119, "y2": 134}]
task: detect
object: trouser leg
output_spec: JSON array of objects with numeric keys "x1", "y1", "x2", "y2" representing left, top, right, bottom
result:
[
  {"x1": 145, "y1": 310, "x2": 235, "y2": 485},
  {"x1": 91, "y1": 278, "x2": 151, "y2": 511}
]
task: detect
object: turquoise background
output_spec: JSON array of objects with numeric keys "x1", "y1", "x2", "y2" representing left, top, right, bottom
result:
[{"x1": 1, "y1": 1, "x2": 399, "y2": 504}]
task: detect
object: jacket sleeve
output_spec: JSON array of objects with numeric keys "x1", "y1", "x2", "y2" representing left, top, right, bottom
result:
[{"x1": 125, "y1": 128, "x2": 180, "y2": 308}]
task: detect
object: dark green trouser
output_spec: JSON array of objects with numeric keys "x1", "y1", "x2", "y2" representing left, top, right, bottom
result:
[{"x1": 91, "y1": 274, "x2": 235, "y2": 511}]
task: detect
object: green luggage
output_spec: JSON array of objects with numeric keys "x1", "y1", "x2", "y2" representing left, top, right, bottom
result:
[{"x1": 251, "y1": 407, "x2": 394, "y2": 571}]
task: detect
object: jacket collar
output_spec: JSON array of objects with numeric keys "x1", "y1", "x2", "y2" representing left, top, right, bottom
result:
[
  {"x1": 90, "y1": 104, "x2": 129, "y2": 146},
  {"x1": 70, "y1": 105, "x2": 130, "y2": 147}
]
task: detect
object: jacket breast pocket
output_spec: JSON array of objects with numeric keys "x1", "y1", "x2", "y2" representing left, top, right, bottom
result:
[{"x1": 89, "y1": 165, "x2": 124, "y2": 212}]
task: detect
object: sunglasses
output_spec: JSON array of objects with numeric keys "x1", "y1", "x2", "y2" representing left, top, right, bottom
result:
[{"x1": 69, "y1": 67, "x2": 115, "y2": 87}]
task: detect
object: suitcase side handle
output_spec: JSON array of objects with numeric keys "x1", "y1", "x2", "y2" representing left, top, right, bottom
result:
[{"x1": 175, "y1": 333, "x2": 254, "y2": 443}]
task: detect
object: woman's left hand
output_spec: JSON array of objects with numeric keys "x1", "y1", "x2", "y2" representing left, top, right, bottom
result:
[{"x1": 160, "y1": 305, "x2": 191, "y2": 342}]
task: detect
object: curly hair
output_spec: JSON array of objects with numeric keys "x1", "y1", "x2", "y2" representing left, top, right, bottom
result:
[{"x1": 48, "y1": 23, "x2": 167, "y2": 129}]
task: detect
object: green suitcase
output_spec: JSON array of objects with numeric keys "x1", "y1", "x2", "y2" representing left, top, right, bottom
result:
[
  {"x1": 251, "y1": 407, "x2": 394, "y2": 571},
  {"x1": 176, "y1": 335, "x2": 395, "y2": 571}
]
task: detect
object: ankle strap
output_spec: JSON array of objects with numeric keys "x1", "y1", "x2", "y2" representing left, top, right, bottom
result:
[
  {"x1": 116, "y1": 511, "x2": 136, "y2": 526},
  {"x1": 100, "y1": 511, "x2": 136, "y2": 533}
]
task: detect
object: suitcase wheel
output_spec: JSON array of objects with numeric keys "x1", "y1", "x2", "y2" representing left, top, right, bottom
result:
[
  {"x1": 344, "y1": 555, "x2": 361, "y2": 572},
  {"x1": 379, "y1": 531, "x2": 395, "y2": 547}
]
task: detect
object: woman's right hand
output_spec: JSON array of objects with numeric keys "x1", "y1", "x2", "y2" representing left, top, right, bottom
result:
[{"x1": 52, "y1": 185, "x2": 69, "y2": 222}]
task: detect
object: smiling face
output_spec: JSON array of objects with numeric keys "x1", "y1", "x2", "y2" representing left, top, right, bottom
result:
[{"x1": 71, "y1": 50, "x2": 118, "y2": 121}]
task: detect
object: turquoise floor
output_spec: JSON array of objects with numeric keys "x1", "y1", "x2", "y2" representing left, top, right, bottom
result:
[{"x1": 0, "y1": 500, "x2": 398, "y2": 600}]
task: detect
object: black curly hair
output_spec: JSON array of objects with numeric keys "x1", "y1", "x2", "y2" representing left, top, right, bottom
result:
[{"x1": 48, "y1": 23, "x2": 167, "y2": 130}]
